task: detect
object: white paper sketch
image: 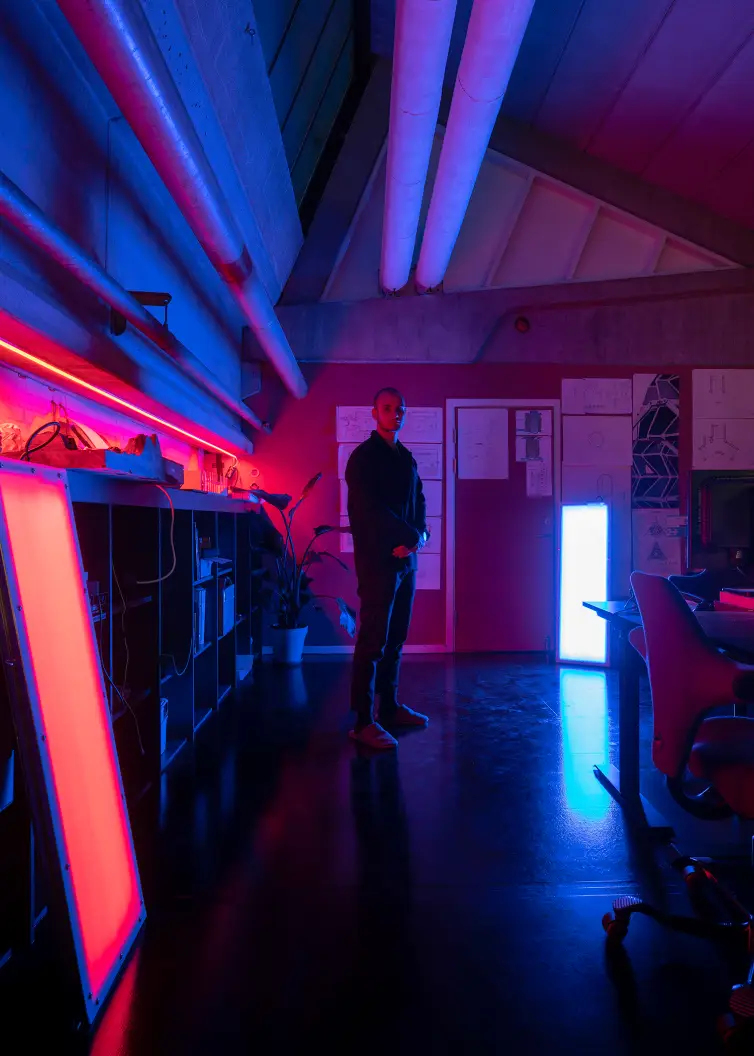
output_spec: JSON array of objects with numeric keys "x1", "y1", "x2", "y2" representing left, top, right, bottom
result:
[
  {"x1": 515, "y1": 409, "x2": 552, "y2": 435},
  {"x1": 422, "y1": 479, "x2": 443, "y2": 517},
  {"x1": 339, "y1": 515, "x2": 353, "y2": 553},
  {"x1": 562, "y1": 378, "x2": 632, "y2": 416},
  {"x1": 336, "y1": 406, "x2": 444, "y2": 444},
  {"x1": 693, "y1": 370, "x2": 754, "y2": 421},
  {"x1": 416, "y1": 553, "x2": 441, "y2": 590},
  {"x1": 340, "y1": 479, "x2": 348, "y2": 515},
  {"x1": 400, "y1": 408, "x2": 443, "y2": 444},
  {"x1": 563, "y1": 415, "x2": 633, "y2": 467},
  {"x1": 406, "y1": 443, "x2": 443, "y2": 480},
  {"x1": 562, "y1": 465, "x2": 631, "y2": 505},
  {"x1": 338, "y1": 443, "x2": 359, "y2": 479},
  {"x1": 632, "y1": 508, "x2": 683, "y2": 577},
  {"x1": 693, "y1": 419, "x2": 754, "y2": 470},
  {"x1": 562, "y1": 465, "x2": 632, "y2": 595},
  {"x1": 526, "y1": 440, "x2": 552, "y2": 497},
  {"x1": 456, "y1": 407, "x2": 509, "y2": 479},
  {"x1": 424, "y1": 517, "x2": 442, "y2": 554},
  {"x1": 335, "y1": 407, "x2": 374, "y2": 443},
  {"x1": 516, "y1": 435, "x2": 544, "y2": 462}
]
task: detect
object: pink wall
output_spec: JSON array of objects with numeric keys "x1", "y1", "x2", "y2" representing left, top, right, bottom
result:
[{"x1": 251, "y1": 362, "x2": 693, "y2": 647}]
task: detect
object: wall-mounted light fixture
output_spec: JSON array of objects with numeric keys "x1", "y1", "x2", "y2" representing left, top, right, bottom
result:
[{"x1": 0, "y1": 335, "x2": 240, "y2": 458}]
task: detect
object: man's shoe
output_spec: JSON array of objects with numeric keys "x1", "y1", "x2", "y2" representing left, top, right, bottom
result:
[
  {"x1": 382, "y1": 705, "x2": 428, "y2": 728},
  {"x1": 349, "y1": 722, "x2": 398, "y2": 750}
]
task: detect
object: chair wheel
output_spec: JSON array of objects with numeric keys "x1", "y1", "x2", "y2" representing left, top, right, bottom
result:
[
  {"x1": 730, "y1": 983, "x2": 754, "y2": 1021},
  {"x1": 602, "y1": 912, "x2": 629, "y2": 943}
]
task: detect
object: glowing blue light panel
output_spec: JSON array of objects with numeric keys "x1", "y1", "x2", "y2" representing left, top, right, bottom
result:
[{"x1": 558, "y1": 503, "x2": 608, "y2": 665}]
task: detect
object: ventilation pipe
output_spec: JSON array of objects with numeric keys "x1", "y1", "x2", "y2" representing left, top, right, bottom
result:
[
  {"x1": 415, "y1": 0, "x2": 535, "y2": 292},
  {"x1": 55, "y1": 0, "x2": 307, "y2": 400},
  {"x1": 0, "y1": 171, "x2": 265, "y2": 431},
  {"x1": 380, "y1": 0, "x2": 457, "y2": 294}
]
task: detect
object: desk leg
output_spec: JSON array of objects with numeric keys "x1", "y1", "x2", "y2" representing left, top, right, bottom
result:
[
  {"x1": 594, "y1": 627, "x2": 673, "y2": 839},
  {"x1": 618, "y1": 630, "x2": 641, "y2": 802}
]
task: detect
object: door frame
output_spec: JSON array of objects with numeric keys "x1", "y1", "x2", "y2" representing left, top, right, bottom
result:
[{"x1": 445, "y1": 398, "x2": 562, "y2": 653}]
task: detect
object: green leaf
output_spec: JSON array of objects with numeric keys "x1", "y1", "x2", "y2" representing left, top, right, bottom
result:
[
  {"x1": 299, "y1": 473, "x2": 322, "y2": 500},
  {"x1": 336, "y1": 597, "x2": 357, "y2": 637}
]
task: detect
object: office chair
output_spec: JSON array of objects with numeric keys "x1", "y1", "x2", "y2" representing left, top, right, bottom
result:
[
  {"x1": 669, "y1": 568, "x2": 754, "y2": 605},
  {"x1": 602, "y1": 572, "x2": 754, "y2": 1048}
]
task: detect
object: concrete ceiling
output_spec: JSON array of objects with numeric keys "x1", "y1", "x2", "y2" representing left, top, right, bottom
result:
[{"x1": 370, "y1": 0, "x2": 754, "y2": 230}]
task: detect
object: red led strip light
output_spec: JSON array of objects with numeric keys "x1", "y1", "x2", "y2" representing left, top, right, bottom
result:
[
  {"x1": 0, "y1": 335, "x2": 239, "y2": 458},
  {"x1": 0, "y1": 464, "x2": 143, "y2": 1014}
]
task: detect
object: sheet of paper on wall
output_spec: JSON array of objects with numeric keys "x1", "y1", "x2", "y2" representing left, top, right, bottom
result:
[
  {"x1": 562, "y1": 378, "x2": 632, "y2": 416},
  {"x1": 692, "y1": 418, "x2": 754, "y2": 470},
  {"x1": 336, "y1": 407, "x2": 374, "y2": 443},
  {"x1": 633, "y1": 373, "x2": 679, "y2": 425},
  {"x1": 563, "y1": 415, "x2": 633, "y2": 466},
  {"x1": 416, "y1": 553, "x2": 441, "y2": 590},
  {"x1": 339, "y1": 515, "x2": 353, "y2": 553},
  {"x1": 340, "y1": 479, "x2": 348, "y2": 515},
  {"x1": 693, "y1": 370, "x2": 754, "y2": 420},
  {"x1": 336, "y1": 406, "x2": 444, "y2": 444},
  {"x1": 515, "y1": 409, "x2": 552, "y2": 436},
  {"x1": 515, "y1": 435, "x2": 545, "y2": 462},
  {"x1": 525, "y1": 440, "x2": 552, "y2": 498},
  {"x1": 632, "y1": 508, "x2": 683, "y2": 578},
  {"x1": 422, "y1": 479, "x2": 442, "y2": 517},
  {"x1": 408, "y1": 443, "x2": 443, "y2": 480},
  {"x1": 338, "y1": 443, "x2": 358, "y2": 479},
  {"x1": 456, "y1": 407, "x2": 508, "y2": 479},
  {"x1": 562, "y1": 464, "x2": 631, "y2": 505},
  {"x1": 400, "y1": 407, "x2": 443, "y2": 444},
  {"x1": 424, "y1": 517, "x2": 442, "y2": 554},
  {"x1": 562, "y1": 465, "x2": 632, "y2": 596}
]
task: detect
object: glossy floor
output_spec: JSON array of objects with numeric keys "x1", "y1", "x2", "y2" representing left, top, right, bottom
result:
[{"x1": 9, "y1": 658, "x2": 754, "y2": 1053}]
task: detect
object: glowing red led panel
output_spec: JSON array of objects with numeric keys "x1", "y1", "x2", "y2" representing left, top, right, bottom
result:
[{"x1": 0, "y1": 465, "x2": 142, "y2": 1012}]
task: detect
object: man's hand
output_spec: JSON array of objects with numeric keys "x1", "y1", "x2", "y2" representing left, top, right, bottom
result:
[{"x1": 392, "y1": 545, "x2": 416, "y2": 559}]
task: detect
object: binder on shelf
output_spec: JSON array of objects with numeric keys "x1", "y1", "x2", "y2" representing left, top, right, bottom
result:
[
  {"x1": 160, "y1": 698, "x2": 168, "y2": 756},
  {"x1": 194, "y1": 587, "x2": 207, "y2": 651},
  {"x1": 220, "y1": 576, "x2": 235, "y2": 637}
]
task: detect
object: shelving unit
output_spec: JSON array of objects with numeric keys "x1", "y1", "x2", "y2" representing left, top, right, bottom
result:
[{"x1": 0, "y1": 473, "x2": 266, "y2": 981}]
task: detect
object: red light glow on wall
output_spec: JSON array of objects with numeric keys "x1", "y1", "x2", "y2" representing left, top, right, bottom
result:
[
  {"x1": 0, "y1": 464, "x2": 143, "y2": 1013},
  {"x1": 0, "y1": 334, "x2": 239, "y2": 458}
]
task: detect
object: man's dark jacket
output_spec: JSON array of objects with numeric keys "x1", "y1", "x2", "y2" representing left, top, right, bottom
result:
[{"x1": 345, "y1": 431, "x2": 427, "y2": 572}]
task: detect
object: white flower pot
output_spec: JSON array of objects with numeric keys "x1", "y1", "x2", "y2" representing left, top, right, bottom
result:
[{"x1": 270, "y1": 625, "x2": 308, "y2": 666}]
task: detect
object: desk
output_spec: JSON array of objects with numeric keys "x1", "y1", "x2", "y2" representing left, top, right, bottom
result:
[{"x1": 583, "y1": 601, "x2": 754, "y2": 836}]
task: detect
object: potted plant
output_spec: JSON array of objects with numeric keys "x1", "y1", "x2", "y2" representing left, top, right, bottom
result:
[{"x1": 255, "y1": 473, "x2": 356, "y2": 665}]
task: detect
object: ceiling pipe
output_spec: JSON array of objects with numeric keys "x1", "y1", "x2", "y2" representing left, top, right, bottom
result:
[
  {"x1": 415, "y1": 0, "x2": 536, "y2": 292},
  {"x1": 380, "y1": 0, "x2": 457, "y2": 294},
  {"x1": 0, "y1": 170, "x2": 266, "y2": 431},
  {"x1": 55, "y1": 0, "x2": 307, "y2": 400}
]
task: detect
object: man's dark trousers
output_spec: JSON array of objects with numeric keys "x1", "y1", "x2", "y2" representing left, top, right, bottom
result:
[{"x1": 351, "y1": 562, "x2": 416, "y2": 727}]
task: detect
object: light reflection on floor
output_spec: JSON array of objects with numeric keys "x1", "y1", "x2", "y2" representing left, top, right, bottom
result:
[{"x1": 559, "y1": 667, "x2": 610, "y2": 822}]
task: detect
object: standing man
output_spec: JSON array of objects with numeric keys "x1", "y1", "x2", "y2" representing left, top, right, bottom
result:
[{"x1": 346, "y1": 388, "x2": 430, "y2": 749}]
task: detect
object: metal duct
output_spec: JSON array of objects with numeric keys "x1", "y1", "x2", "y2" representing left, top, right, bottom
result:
[
  {"x1": 380, "y1": 0, "x2": 457, "y2": 294},
  {"x1": 55, "y1": 0, "x2": 307, "y2": 399},
  {"x1": 0, "y1": 170, "x2": 265, "y2": 431},
  {"x1": 415, "y1": 0, "x2": 536, "y2": 292}
]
